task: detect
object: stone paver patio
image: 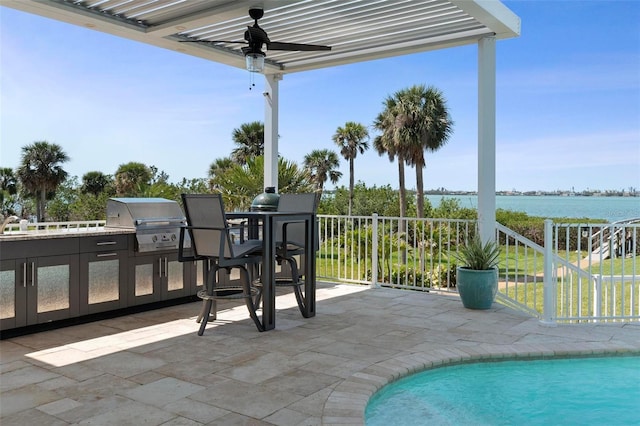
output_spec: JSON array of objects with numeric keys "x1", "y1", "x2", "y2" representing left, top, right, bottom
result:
[{"x1": 2, "y1": 282, "x2": 639, "y2": 425}]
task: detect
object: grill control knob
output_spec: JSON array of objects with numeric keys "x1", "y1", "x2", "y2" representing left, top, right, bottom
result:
[
  {"x1": 171, "y1": 234, "x2": 176, "y2": 241},
  {"x1": 152, "y1": 235, "x2": 158, "y2": 242}
]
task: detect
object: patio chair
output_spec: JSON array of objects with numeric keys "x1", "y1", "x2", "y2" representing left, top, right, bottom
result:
[
  {"x1": 273, "y1": 192, "x2": 318, "y2": 315},
  {"x1": 179, "y1": 194, "x2": 264, "y2": 335}
]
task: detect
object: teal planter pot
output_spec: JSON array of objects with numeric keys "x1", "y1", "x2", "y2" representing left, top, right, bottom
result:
[{"x1": 456, "y1": 267, "x2": 498, "y2": 310}]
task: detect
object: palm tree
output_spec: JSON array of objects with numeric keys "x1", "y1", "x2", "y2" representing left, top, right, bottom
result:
[
  {"x1": 332, "y1": 121, "x2": 369, "y2": 216},
  {"x1": 208, "y1": 157, "x2": 234, "y2": 190},
  {"x1": 16, "y1": 141, "x2": 69, "y2": 221},
  {"x1": 394, "y1": 85, "x2": 453, "y2": 218},
  {"x1": 210, "y1": 156, "x2": 312, "y2": 211},
  {"x1": 303, "y1": 149, "x2": 342, "y2": 206},
  {"x1": 0, "y1": 167, "x2": 18, "y2": 216},
  {"x1": 114, "y1": 162, "x2": 152, "y2": 197},
  {"x1": 373, "y1": 96, "x2": 408, "y2": 221},
  {"x1": 81, "y1": 171, "x2": 112, "y2": 196},
  {"x1": 231, "y1": 121, "x2": 264, "y2": 165}
]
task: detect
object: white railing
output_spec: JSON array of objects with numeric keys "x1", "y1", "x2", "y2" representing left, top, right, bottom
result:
[
  {"x1": 1, "y1": 220, "x2": 107, "y2": 235},
  {"x1": 317, "y1": 214, "x2": 474, "y2": 292},
  {"x1": 551, "y1": 220, "x2": 639, "y2": 322},
  {"x1": 317, "y1": 214, "x2": 640, "y2": 324}
]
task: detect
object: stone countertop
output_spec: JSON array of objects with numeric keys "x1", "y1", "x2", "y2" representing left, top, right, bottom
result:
[{"x1": 0, "y1": 227, "x2": 135, "y2": 242}]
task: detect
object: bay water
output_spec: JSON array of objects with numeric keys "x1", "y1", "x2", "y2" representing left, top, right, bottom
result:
[{"x1": 426, "y1": 195, "x2": 639, "y2": 222}]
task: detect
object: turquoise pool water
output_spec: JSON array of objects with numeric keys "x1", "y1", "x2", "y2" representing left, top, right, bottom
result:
[{"x1": 365, "y1": 356, "x2": 640, "y2": 425}]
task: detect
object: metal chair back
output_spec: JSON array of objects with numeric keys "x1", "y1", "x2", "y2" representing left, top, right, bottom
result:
[
  {"x1": 276, "y1": 193, "x2": 317, "y2": 248},
  {"x1": 181, "y1": 194, "x2": 234, "y2": 259}
]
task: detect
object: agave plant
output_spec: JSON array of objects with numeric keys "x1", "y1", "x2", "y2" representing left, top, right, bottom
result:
[{"x1": 454, "y1": 235, "x2": 500, "y2": 270}]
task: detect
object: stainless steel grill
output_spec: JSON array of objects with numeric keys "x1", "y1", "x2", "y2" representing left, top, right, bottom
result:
[{"x1": 105, "y1": 197, "x2": 189, "y2": 252}]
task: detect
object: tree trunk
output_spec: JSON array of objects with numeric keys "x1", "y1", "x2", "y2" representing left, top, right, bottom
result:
[
  {"x1": 38, "y1": 189, "x2": 46, "y2": 222},
  {"x1": 348, "y1": 158, "x2": 354, "y2": 216},
  {"x1": 415, "y1": 156, "x2": 425, "y2": 218},
  {"x1": 315, "y1": 183, "x2": 323, "y2": 208},
  {"x1": 398, "y1": 156, "x2": 406, "y2": 219},
  {"x1": 397, "y1": 154, "x2": 407, "y2": 263}
]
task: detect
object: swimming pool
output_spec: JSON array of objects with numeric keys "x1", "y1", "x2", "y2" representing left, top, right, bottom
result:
[{"x1": 365, "y1": 356, "x2": 640, "y2": 425}]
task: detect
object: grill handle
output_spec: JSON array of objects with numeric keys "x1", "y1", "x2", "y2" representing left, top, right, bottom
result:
[{"x1": 135, "y1": 218, "x2": 186, "y2": 227}]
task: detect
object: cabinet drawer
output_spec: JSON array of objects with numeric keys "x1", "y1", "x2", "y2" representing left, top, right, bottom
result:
[
  {"x1": 0, "y1": 238, "x2": 79, "y2": 259},
  {"x1": 79, "y1": 234, "x2": 129, "y2": 252}
]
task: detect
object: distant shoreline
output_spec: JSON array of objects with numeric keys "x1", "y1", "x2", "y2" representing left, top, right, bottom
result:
[
  {"x1": 424, "y1": 194, "x2": 638, "y2": 223},
  {"x1": 425, "y1": 191, "x2": 639, "y2": 197}
]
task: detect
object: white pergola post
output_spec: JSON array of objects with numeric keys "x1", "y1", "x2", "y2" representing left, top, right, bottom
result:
[
  {"x1": 264, "y1": 73, "x2": 282, "y2": 191},
  {"x1": 477, "y1": 36, "x2": 496, "y2": 243}
]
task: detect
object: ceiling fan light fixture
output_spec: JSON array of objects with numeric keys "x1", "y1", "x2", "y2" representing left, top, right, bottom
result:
[{"x1": 245, "y1": 51, "x2": 265, "y2": 73}]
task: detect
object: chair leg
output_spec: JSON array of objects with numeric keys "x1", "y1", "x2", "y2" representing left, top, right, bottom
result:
[
  {"x1": 198, "y1": 299, "x2": 213, "y2": 336},
  {"x1": 251, "y1": 264, "x2": 263, "y2": 310},
  {"x1": 254, "y1": 286, "x2": 263, "y2": 311},
  {"x1": 240, "y1": 266, "x2": 264, "y2": 332},
  {"x1": 197, "y1": 265, "x2": 217, "y2": 335},
  {"x1": 282, "y1": 256, "x2": 306, "y2": 316}
]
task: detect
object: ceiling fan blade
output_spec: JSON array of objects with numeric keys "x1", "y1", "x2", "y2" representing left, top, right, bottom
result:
[
  {"x1": 179, "y1": 40, "x2": 247, "y2": 45},
  {"x1": 267, "y1": 41, "x2": 331, "y2": 51}
]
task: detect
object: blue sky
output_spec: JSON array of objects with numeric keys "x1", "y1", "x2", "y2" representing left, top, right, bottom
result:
[{"x1": 1, "y1": 1, "x2": 639, "y2": 192}]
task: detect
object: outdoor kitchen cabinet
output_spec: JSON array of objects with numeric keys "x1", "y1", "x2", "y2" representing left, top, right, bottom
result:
[
  {"x1": 128, "y1": 249, "x2": 191, "y2": 306},
  {"x1": 0, "y1": 239, "x2": 80, "y2": 331},
  {"x1": 78, "y1": 234, "x2": 129, "y2": 315}
]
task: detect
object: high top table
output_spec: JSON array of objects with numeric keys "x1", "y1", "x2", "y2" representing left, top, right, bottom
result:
[{"x1": 226, "y1": 211, "x2": 316, "y2": 330}]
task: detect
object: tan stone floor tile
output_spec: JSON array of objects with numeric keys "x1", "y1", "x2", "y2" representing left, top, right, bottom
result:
[
  {"x1": 0, "y1": 365, "x2": 60, "y2": 392},
  {"x1": 263, "y1": 407, "x2": 318, "y2": 426},
  {"x1": 1, "y1": 284, "x2": 639, "y2": 425},
  {"x1": 37, "y1": 375, "x2": 79, "y2": 391},
  {"x1": 128, "y1": 369, "x2": 168, "y2": 385},
  {"x1": 263, "y1": 368, "x2": 342, "y2": 397},
  {"x1": 0, "y1": 384, "x2": 60, "y2": 416},
  {"x1": 75, "y1": 400, "x2": 176, "y2": 425},
  {"x1": 163, "y1": 398, "x2": 230, "y2": 424},
  {"x1": 217, "y1": 351, "x2": 310, "y2": 384},
  {"x1": 53, "y1": 373, "x2": 138, "y2": 401},
  {"x1": 0, "y1": 341, "x2": 32, "y2": 363},
  {"x1": 121, "y1": 377, "x2": 205, "y2": 407},
  {"x1": 205, "y1": 412, "x2": 272, "y2": 425},
  {"x1": 37, "y1": 397, "x2": 83, "y2": 416},
  {"x1": 0, "y1": 359, "x2": 31, "y2": 374},
  {"x1": 286, "y1": 385, "x2": 336, "y2": 417},
  {"x1": 81, "y1": 350, "x2": 167, "y2": 378},
  {"x1": 27, "y1": 345, "x2": 119, "y2": 367},
  {"x1": 161, "y1": 415, "x2": 203, "y2": 426},
  {"x1": 51, "y1": 395, "x2": 131, "y2": 423},
  {"x1": 190, "y1": 378, "x2": 302, "y2": 419},
  {"x1": 1, "y1": 407, "x2": 71, "y2": 426},
  {"x1": 50, "y1": 362, "x2": 104, "y2": 382}
]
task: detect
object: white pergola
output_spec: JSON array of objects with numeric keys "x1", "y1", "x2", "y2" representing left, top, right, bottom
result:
[{"x1": 0, "y1": 0, "x2": 520, "y2": 241}]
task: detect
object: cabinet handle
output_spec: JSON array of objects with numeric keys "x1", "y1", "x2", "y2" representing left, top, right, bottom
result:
[
  {"x1": 31, "y1": 262, "x2": 35, "y2": 286},
  {"x1": 97, "y1": 252, "x2": 118, "y2": 258},
  {"x1": 96, "y1": 241, "x2": 117, "y2": 246},
  {"x1": 23, "y1": 262, "x2": 27, "y2": 287},
  {"x1": 159, "y1": 258, "x2": 163, "y2": 278},
  {"x1": 164, "y1": 257, "x2": 168, "y2": 278}
]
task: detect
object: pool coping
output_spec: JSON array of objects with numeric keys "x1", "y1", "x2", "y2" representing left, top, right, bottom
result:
[{"x1": 323, "y1": 340, "x2": 640, "y2": 424}]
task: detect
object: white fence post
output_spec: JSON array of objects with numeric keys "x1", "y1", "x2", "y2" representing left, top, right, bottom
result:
[
  {"x1": 593, "y1": 274, "x2": 602, "y2": 320},
  {"x1": 541, "y1": 219, "x2": 557, "y2": 325},
  {"x1": 372, "y1": 213, "x2": 379, "y2": 288}
]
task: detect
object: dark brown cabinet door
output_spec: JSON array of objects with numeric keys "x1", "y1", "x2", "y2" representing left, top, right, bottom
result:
[{"x1": 79, "y1": 250, "x2": 128, "y2": 315}]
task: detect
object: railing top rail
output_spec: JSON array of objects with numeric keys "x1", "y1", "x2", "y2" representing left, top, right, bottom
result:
[
  {"x1": 554, "y1": 219, "x2": 640, "y2": 226},
  {"x1": 2, "y1": 220, "x2": 106, "y2": 234},
  {"x1": 317, "y1": 214, "x2": 475, "y2": 224},
  {"x1": 495, "y1": 222, "x2": 544, "y2": 253}
]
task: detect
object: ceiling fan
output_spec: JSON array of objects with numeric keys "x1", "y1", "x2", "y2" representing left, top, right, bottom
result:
[{"x1": 181, "y1": 7, "x2": 331, "y2": 72}]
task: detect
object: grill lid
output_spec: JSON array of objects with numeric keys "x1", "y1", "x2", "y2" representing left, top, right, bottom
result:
[{"x1": 106, "y1": 197, "x2": 186, "y2": 229}]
